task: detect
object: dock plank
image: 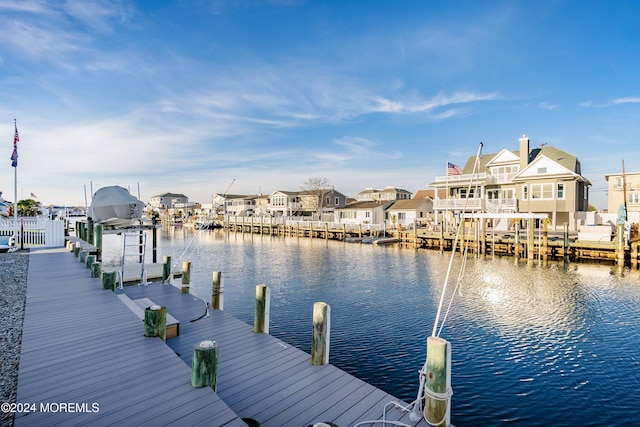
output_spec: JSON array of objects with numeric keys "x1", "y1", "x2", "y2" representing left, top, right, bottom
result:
[{"x1": 15, "y1": 248, "x2": 242, "y2": 427}]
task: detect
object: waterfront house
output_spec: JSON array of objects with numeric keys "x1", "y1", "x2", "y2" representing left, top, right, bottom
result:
[
  {"x1": 358, "y1": 186, "x2": 412, "y2": 201},
  {"x1": 148, "y1": 192, "x2": 189, "y2": 209},
  {"x1": 336, "y1": 200, "x2": 394, "y2": 226},
  {"x1": 429, "y1": 135, "x2": 591, "y2": 230},
  {"x1": 268, "y1": 190, "x2": 302, "y2": 217},
  {"x1": 268, "y1": 189, "x2": 348, "y2": 219},
  {"x1": 385, "y1": 198, "x2": 434, "y2": 229},
  {"x1": 225, "y1": 194, "x2": 257, "y2": 216},
  {"x1": 605, "y1": 171, "x2": 640, "y2": 215}
]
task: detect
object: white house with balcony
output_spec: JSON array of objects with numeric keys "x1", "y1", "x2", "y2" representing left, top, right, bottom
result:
[{"x1": 358, "y1": 186, "x2": 412, "y2": 201}]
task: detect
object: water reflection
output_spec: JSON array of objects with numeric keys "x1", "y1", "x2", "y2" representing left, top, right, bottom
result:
[{"x1": 100, "y1": 228, "x2": 640, "y2": 426}]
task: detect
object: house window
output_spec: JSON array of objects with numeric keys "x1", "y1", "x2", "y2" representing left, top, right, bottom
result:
[
  {"x1": 530, "y1": 183, "x2": 553, "y2": 200},
  {"x1": 629, "y1": 194, "x2": 640, "y2": 204},
  {"x1": 335, "y1": 197, "x2": 339, "y2": 205},
  {"x1": 523, "y1": 186, "x2": 528, "y2": 200},
  {"x1": 557, "y1": 183, "x2": 565, "y2": 200},
  {"x1": 398, "y1": 213, "x2": 406, "y2": 221},
  {"x1": 616, "y1": 177, "x2": 624, "y2": 188},
  {"x1": 365, "y1": 211, "x2": 371, "y2": 218}
]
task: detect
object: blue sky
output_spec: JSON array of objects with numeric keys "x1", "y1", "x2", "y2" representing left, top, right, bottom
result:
[{"x1": 1, "y1": 0, "x2": 640, "y2": 209}]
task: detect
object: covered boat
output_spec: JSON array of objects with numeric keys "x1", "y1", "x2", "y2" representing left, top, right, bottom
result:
[{"x1": 90, "y1": 186, "x2": 145, "y2": 228}]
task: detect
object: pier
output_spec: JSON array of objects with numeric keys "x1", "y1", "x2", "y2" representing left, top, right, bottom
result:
[
  {"x1": 15, "y1": 247, "x2": 431, "y2": 426},
  {"x1": 223, "y1": 217, "x2": 640, "y2": 269}
]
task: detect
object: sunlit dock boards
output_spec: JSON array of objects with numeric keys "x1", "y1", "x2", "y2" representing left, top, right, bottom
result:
[
  {"x1": 16, "y1": 248, "x2": 432, "y2": 426},
  {"x1": 15, "y1": 248, "x2": 244, "y2": 426}
]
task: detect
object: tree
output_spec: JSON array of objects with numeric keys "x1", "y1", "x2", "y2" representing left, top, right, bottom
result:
[
  {"x1": 300, "y1": 177, "x2": 331, "y2": 219},
  {"x1": 8, "y1": 199, "x2": 41, "y2": 217}
]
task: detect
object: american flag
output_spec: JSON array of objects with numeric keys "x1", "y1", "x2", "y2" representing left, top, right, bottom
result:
[
  {"x1": 447, "y1": 162, "x2": 462, "y2": 175},
  {"x1": 11, "y1": 122, "x2": 19, "y2": 167}
]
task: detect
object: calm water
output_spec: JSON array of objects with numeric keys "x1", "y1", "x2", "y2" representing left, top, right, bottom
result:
[{"x1": 103, "y1": 227, "x2": 640, "y2": 426}]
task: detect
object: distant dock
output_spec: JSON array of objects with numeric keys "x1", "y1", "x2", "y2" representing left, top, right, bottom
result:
[{"x1": 15, "y1": 248, "x2": 431, "y2": 426}]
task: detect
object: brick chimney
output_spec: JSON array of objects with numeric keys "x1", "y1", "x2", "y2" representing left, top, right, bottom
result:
[{"x1": 519, "y1": 134, "x2": 530, "y2": 170}]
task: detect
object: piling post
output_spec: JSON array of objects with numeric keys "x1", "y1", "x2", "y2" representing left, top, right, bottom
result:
[
  {"x1": 191, "y1": 340, "x2": 218, "y2": 391},
  {"x1": 86, "y1": 254, "x2": 96, "y2": 269},
  {"x1": 528, "y1": 218, "x2": 535, "y2": 263},
  {"x1": 143, "y1": 305, "x2": 167, "y2": 342},
  {"x1": 73, "y1": 242, "x2": 81, "y2": 257},
  {"x1": 181, "y1": 260, "x2": 191, "y2": 294},
  {"x1": 101, "y1": 271, "x2": 117, "y2": 291},
  {"x1": 480, "y1": 219, "x2": 486, "y2": 257},
  {"x1": 90, "y1": 261, "x2": 101, "y2": 278},
  {"x1": 79, "y1": 250, "x2": 87, "y2": 264},
  {"x1": 311, "y1": 302, "x2": 330, "y2": 365},
  {"x1": 162, "y1": 256, "x2": 172, "y2": 283},
  {"x1": 211, "y1": 271, "x2": 223, "y2": 310},
  {"x1": 514, "y1": 223, "x2": 520, "y2": 264},
  {"x1": 563, "y1": 223, "x2": 569, "y2": 265},
  {"x1": 617, "y1": 223, "x2": 625, "y2": 268},
  {"x1": 254, "y1": 284, "x2": 270, "y2": 334},
  {"x1": 439, "y1": 223, "x2": 444, "y2": 253},
  {"x1": 87, "y1": 218, "x2": 94, "y2": 247},
  {"x1": 542, "y1": 219, "x2": 549, "y2": 265},
  {"x1": 424, "y1": 336, "x2": 452, "y2": 427},
  {"x1": 94, "y1": 224, "x2": 103, "y2": 262},
  {"x1": 631, "y1": 241, "x2": 639, "y2": 270},
  {"x1": 152, "y1": 226, "x2": 157, "y2": 263},
  {"x1": 325, "y1": 222, "x2": 329, "y2": 240}
]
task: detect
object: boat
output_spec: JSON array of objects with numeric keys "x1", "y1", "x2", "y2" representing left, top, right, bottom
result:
[
  {"x1": 195, "y1": 219, "x2": 222, "y2": 230},
  {"x1": 89, "y1": 186, "x2": 145, "y2": 229}
]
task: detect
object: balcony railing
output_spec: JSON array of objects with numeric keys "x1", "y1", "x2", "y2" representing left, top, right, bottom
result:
[
  {"x1": 433, "y1": 172, "x2": 488, "y2": 183},
  {"x1": 433, "y1": 198, "x2": 518, "y2": 212}
]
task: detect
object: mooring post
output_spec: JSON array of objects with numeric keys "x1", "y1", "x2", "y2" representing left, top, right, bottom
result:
[
  {"x1": 191, "y1": 340, "x2": 218, "y2": 391},
  {"x1": 311, "y1": 302, "x2": 330, "y2": 365},
  {"x1": 152, "y1": 226, "x2": 157, "y2": 263},
  {"x1": 617, "y1": 223, "x2": 625, "y2": 268},
  {"x1": 73, "y1": 242, "x2": 81, "y2": 257},
  {"x1": 542, "y1": 219, "x2": 549, "y2": 265},
  {"x1": 79, "y1": 250, "x2": 87, "y2": 264},
  {"x1": 87, "y1": 218, "x2": 94, "y2": 246},
  {"x1": 144, "y1": 305, "x2": 167, "y2": 342},
  {"x1": 254, "y1": 284, "x2": 270, "y2": 334},
  {"x1": 631, "y1": 241, "x2": 639, "y2": 270},
  {"x1": 101, "y1": 271, "x2": 117, "y2": 291},
  {"x1": 563, "y1": 223, "x2": 570, "y2": 264},
  {"x1": 86, "y1": 254, "x2": 96, "y2": 269},
  {"x1": 94, "y1": 223, "x2": 103, "y2": 262},
  {"x1": 212, "y1": 271, "x2": 223, "y2": 310},
  {"x1": 162, "y1": 256, "x2": 172, "y2": 283},
  {"x1": 425, "y1": 336, "x2": 452, "y2": 427},
  {"x1": 514, "y1": 222, "x2": 520, "y2": 264},
  {"x1": 528, "y1": 218, "x2": 535, "y2": 263},
  {"x1": 181, "y1": 260, "x2": 191, "y2": 294},
  {"x1": 91, "y1": 261, "x2": 101, "y2": 278}
]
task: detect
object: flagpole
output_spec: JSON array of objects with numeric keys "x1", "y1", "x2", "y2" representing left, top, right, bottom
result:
[
  {"x1": 445, "y1": 160, "x2": 449, "y2": 230},
  {"x1": 13, "y1": 119, "x2": 18, "y2": 245}
]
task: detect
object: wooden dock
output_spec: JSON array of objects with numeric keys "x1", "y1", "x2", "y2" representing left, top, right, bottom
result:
[{"x1": 16, "y1": 248, "x2": 431, "y2": 426}]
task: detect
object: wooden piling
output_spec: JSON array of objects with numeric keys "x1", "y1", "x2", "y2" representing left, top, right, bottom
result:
[
  {"x1": 563, "y1": 223, "x2": 569, "y2": 264},
  {"x1": 542, "y1": 219, "x2": 549, "y2": 265},
  {"x1": 211, "y1": 271, "x2": 223, "y2": 310},
  {"x1": 181, "y1": 260, "x2": 191, "y2": 294},
  {"x1": 102, "y1": 271, "x2": 117, "y2": 291},
  {"x1": 162, "y1": 256, "x2": 172, "y2": 283},
  {"x1": 514, "y1": 223, "x2": 520, "y2": 263},
  {"x1": 631, "y1": 242, "x2": 639, "y2": 270},
  {"x1": 424, "y1": 336, "x2": 452, "y2": 427},
  {"x1": 144, "y1": 305, "x2": 167, "y2": 342},
  {"x1": 254, "y1": 284, "x2": 270, "y2": 334},
  {"x1": 94, "y1": 224, "x2": 103, "y2": 261},
  {"x1": 191, "y1": 340, "x2": 218, "y2": 391},
  {"x1": 311, "y1": 302, "x2": 330, "y2": 365},
  {"x1": 527, "y1": 218, "x2": 535, "y2": 262},
  {"x1": 617, "y1": 223, "x2": 625, "y2": 268},
  {"x1": 85, "y1": 254, "x2": 96, "y2": 269},
  {"x1": 79, "y1": 250, "x2": 87, "y2": 264},
  {"x1": 90, "y1": 262, "x2": 101, "y2": 278}
]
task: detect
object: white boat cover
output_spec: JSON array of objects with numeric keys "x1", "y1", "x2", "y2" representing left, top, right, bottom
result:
[{"x1": 90, "y1": 186, "x2": 144, "y2": 228}]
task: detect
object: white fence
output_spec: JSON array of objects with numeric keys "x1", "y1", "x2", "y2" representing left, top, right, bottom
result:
[{"x1": 0, "y1": 218, "x2": 65, "y2": 248}]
